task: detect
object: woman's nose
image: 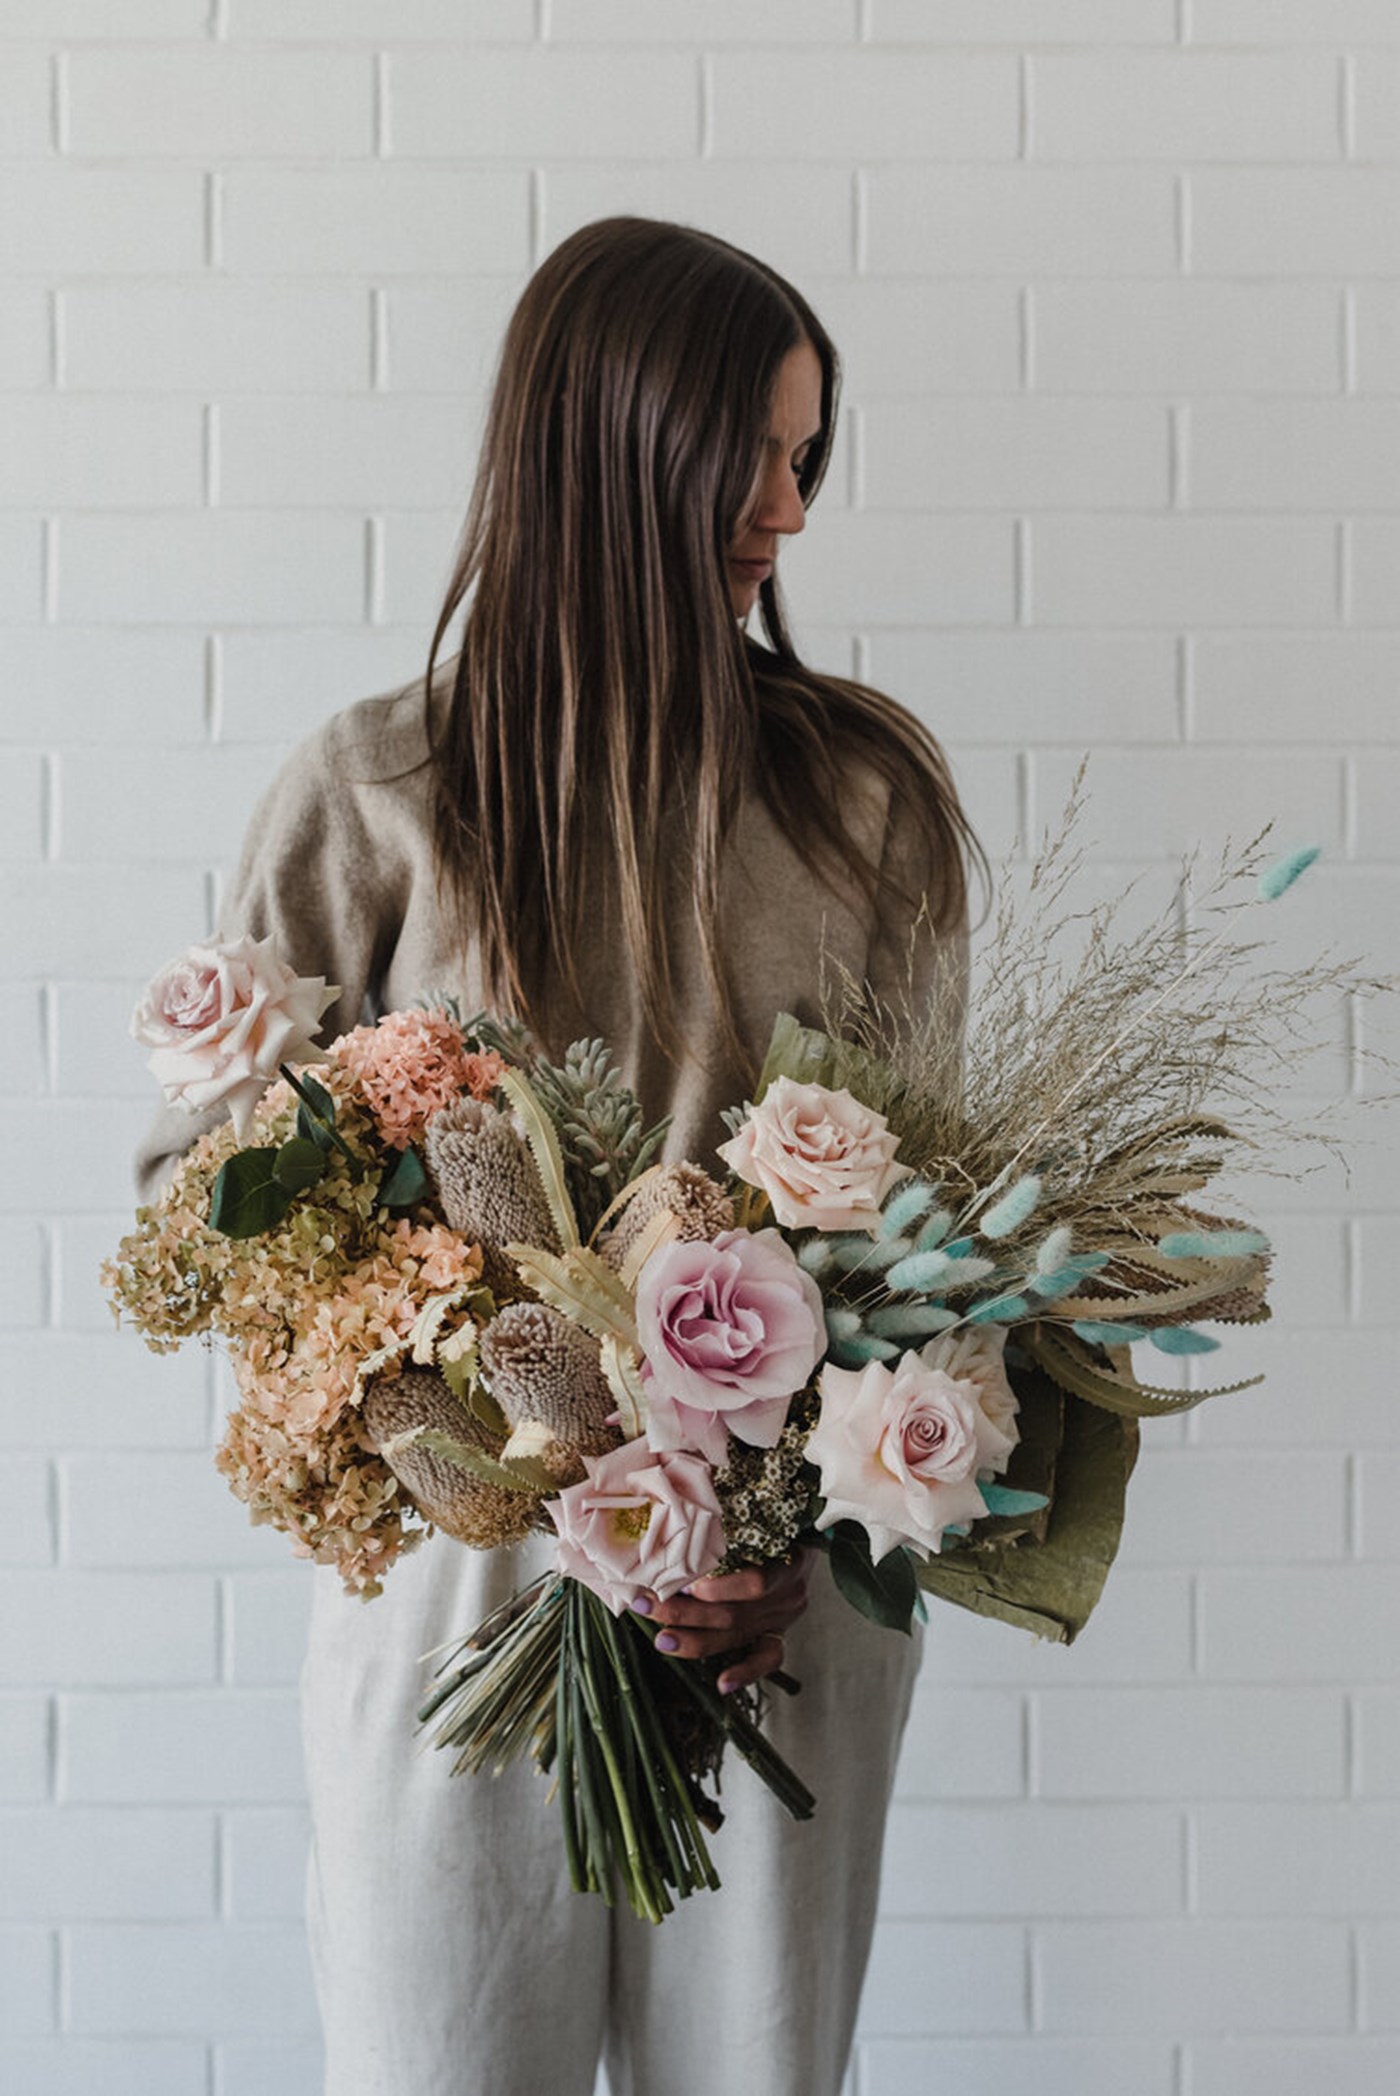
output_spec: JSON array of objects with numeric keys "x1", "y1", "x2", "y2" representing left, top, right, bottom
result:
[{"x1": 753, "y1": 460, "x2": 806, "y2": 537}]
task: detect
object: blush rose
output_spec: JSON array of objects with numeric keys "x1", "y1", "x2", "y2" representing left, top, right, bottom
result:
[
  {"x1": 716, "y1": 1076, "x2": 908, "y2": 1235},
  {"x1": 807, "y1": 1341, "x2": 1018, "y2": 1563},
  {"x1": 132, "y1": 933, "x2": 337, "y2": 1139},
  {"x1": 547, "y1": 1442, "x2": 726, "y2": 1617},
  {"x1": 635, "y1": 1227, "x2": 826, "y2": 1467}
]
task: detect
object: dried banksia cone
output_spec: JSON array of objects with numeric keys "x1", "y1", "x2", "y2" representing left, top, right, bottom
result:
[
  {"x1": 478, "y1": 1301, "x2": 620, "y2": 1469},
  {"x1": 601, "y1": 1162, "x2": 735, "y2": 1272},
  {"x1": 360, "y1": 1366, "x2": 542, "y2": 1550},
  {"x1": 424, "y1": 1096, "x2": 561, "y2": 1292}
]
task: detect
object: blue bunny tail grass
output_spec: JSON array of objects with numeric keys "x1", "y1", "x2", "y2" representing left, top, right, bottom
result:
[
  {"x1": 1071, "y1": 1319, "x2": 1149, "y2": 1347},
  {"x1": 1159, "y1": 1228, "x2": 1271, "y2": 1260},
  {"x1": 1257, "y1": 845, "x2": 1320, "y2": 901},
  {"x1": 1150, "y1": 1326, "x2": 1221, "y2": 1355},
  {"x1": 978, "y1": 1174, "x2": 1043, "y2": 1240}
]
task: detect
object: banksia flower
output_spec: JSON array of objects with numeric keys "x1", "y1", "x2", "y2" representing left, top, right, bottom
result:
[
  {"x1": 360, "y1": 1366, "x2": 541, "y2": 1550},
  {"x1": 601, "y1": 1162, "x2": 735, "y2": 1271},
  {"x1": 479, "y1": 1300, "x2": 620, "y2": 1472},
  {"x1": 424, "y1": 1096, "x2": 561, "y2": 1292}
]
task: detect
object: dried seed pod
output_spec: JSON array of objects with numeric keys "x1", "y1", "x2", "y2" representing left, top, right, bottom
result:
[
  {"x1": 360, "y1": 1365, "x2": 541, "y2": 1550},
  {"x1": 479, "y1": 1300, "x2": 620, "y2": 1465},
  {"x1": 601, "y1": 1162, "x2": 734, "y2": 1271},
  {"x1": 424, "y1": 1096, "x2": 561, "y2": 1292}
]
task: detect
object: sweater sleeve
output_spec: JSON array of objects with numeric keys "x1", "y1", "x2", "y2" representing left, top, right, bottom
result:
[{"x1": 132, "y1": 719, "x2": 397, "y2": 1204}]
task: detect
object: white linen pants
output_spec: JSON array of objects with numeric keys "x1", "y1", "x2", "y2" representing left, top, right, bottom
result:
[{"x1": 303, "y1": 1533, "x2": 920, "y2": 2096}]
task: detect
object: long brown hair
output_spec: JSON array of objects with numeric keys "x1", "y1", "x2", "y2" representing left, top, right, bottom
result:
[{"x1": 426, "y1": 216, "x2": 981, "y2": 1067}]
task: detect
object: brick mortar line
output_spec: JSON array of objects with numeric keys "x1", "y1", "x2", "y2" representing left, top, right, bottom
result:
[
  {"x1": 374, "y1": 50, "x2": 390, "y2": 158},
  {"x1": 50, "y1": 51, "x2": 67, "y2": 155},
  {"x1": 1342, "y1": 286, "x2": 1358, "y2": 392},
  {"x1": 370, "y1": 285, "x2": 388, "y2": 389},
  {"x1": 698, "y1": 52, "x2": 714, "y2": 158}
]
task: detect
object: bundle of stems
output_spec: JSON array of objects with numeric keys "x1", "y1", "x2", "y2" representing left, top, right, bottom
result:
[{"x1": 421, "y1": 1576, "x2": 816, "y2": 1921}]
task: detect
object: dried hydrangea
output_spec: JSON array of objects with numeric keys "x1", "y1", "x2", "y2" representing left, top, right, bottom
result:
[
  {"x1": 103, "y1": 1062, "x2": 484, "y2": 1596},
  {"x1": 332, "y1": 1008, "x2": 505, "y2": 1150}
]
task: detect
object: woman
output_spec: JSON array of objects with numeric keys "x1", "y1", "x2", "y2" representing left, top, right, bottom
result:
[{"x1": 139, "y1": 217, "x2": 978, "y2": 2096}]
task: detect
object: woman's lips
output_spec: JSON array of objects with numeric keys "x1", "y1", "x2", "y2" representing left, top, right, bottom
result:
[{"x1": 729, "y1": 557, "x2": 774, "y2": 582}]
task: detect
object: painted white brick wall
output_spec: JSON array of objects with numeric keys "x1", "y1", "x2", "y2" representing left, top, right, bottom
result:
[{"x1": 2, "y1": 7, "x2": 1396, "y2": 2093}]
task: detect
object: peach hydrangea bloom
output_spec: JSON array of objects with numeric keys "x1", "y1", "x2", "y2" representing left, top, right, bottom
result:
[
  {"x1": 331, "y1": 1009, "x2": 505, "y2": 1150},
  {"x1": 103, "y1": 1060, "x2": 484, "y2": 1597}
]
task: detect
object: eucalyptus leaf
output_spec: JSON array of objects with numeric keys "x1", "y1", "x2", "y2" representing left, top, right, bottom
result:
[
  {"x1": 209, "y1": 1148, "x2": 292, "y2": 1239},
  {"x1": 272, "y1": 1136, "x2": 328, "y2": 1195},
  {"x1": 379, "y1": 1145, "x2": 429, "y2": 1211},
  {"x1": 294, "y1": 1072, "x2": 338, "y2": 1150},
  {"x1": 827, "y1": 1524, "x2": 917, "y2": 1634}
]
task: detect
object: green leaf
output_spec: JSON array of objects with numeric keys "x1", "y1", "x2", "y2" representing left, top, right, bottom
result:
[
  {"x1": 378, "y1": 1145, "x2": 428, "y2": 1211},
  {"x1": 294, "y1": 1072, "x2": 338, "y2": 1150},
  {"x1": 827, "y1": 1523, "x2": 917, "y2": 1634},
  {"x1": 208, "y1": 1148, "x2": 292, "y2": 1239},
  {"x1": 272, "y1": 1136, "x2": 328, "y2": 1195}
]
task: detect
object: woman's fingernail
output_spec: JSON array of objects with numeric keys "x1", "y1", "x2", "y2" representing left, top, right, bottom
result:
[
  {"x1": 718, "y1": 1674, "x2": 737, "y2": 1695},
  {"x1": 630, "y1": 1594, "x2": 653, "y2": 1615},
  {"x1": 655, "y1": 1633, "x2": 680, "y2": 1654}
]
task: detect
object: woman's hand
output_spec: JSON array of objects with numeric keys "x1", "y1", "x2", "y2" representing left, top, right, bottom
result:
[{"x1": 634, "y1": 1550, "x2": 815, "y2": 1694}]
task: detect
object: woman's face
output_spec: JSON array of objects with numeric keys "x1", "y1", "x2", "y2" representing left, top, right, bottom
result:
[{"x1": 726, "y1": 340, "x2": 824, "y2": 621}]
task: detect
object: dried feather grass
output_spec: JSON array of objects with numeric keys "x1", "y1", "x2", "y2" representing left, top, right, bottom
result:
[{"x1": 822, "y1": 766, "x2": 1396, "y2": 1264}]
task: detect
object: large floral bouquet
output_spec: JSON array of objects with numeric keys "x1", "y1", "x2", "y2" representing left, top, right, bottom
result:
[{"x1": 105, "y1": 826, "x2": 1365, "y2": 1922}]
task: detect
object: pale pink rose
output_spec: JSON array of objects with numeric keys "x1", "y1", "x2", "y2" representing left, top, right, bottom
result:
[
  {"x1": 716, "y1": 1076, "x2": 909, "y2": 1235},
  {"x1": 918, "y1": 1325, "x2": 1020, "y2": 1461},
  {"x1": 636, "y1": 1227, "x2": 826, "y2": 1466},
  {"x1": 132, "y1": 933, "x2": 338, "y2": 1139},
  {"x1": 807, "y1": 1346, "x2": 1017, "y2": 1563},
  {"x1": 548, "y1": 1442, "x2": 726, "y2": 1617}
]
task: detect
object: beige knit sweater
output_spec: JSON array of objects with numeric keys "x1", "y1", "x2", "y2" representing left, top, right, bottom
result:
[{"x1": 137, "y1": 677, "x2": 966, "y2": 1200}]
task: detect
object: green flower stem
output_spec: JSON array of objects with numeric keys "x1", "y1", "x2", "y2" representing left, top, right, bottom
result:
[
  {"x1": 596, "y1": 1605, "x2": 695, "y2": 1894},
  {"x1": 615, "y1": 1617, "x2": 721, "y2": 1891},
  {"x1": 567, "y1": 1655, "x2": 608, "y2": 1898},
  {"x1": 555, "y1": 1650, "x2": 586, "y2": 1895},
  {"x1": 652, "y1": 1648, "x2": 817, "y2": 1823},
  {"x1": 573, "y1": 1586, "x2": 666, "y2": 1922}
]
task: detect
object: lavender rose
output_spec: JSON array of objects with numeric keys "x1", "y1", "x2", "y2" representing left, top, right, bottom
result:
[
  {"x1": 548, "y1": 1442, "x2": 726, "y2": 1617},
  {"x1": 636, "y1": 1227, "x2": 826, "y2": 1466},
  {"x1": 716, "y1": 1076, "x2": 909, "y2": 1235},
  {"x1": 132, "y1": 933, "x2": 337, "y2": 1139},
  {"x1": 807, "y1": 1342, "x2": 1018, "y2": 1563}
]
